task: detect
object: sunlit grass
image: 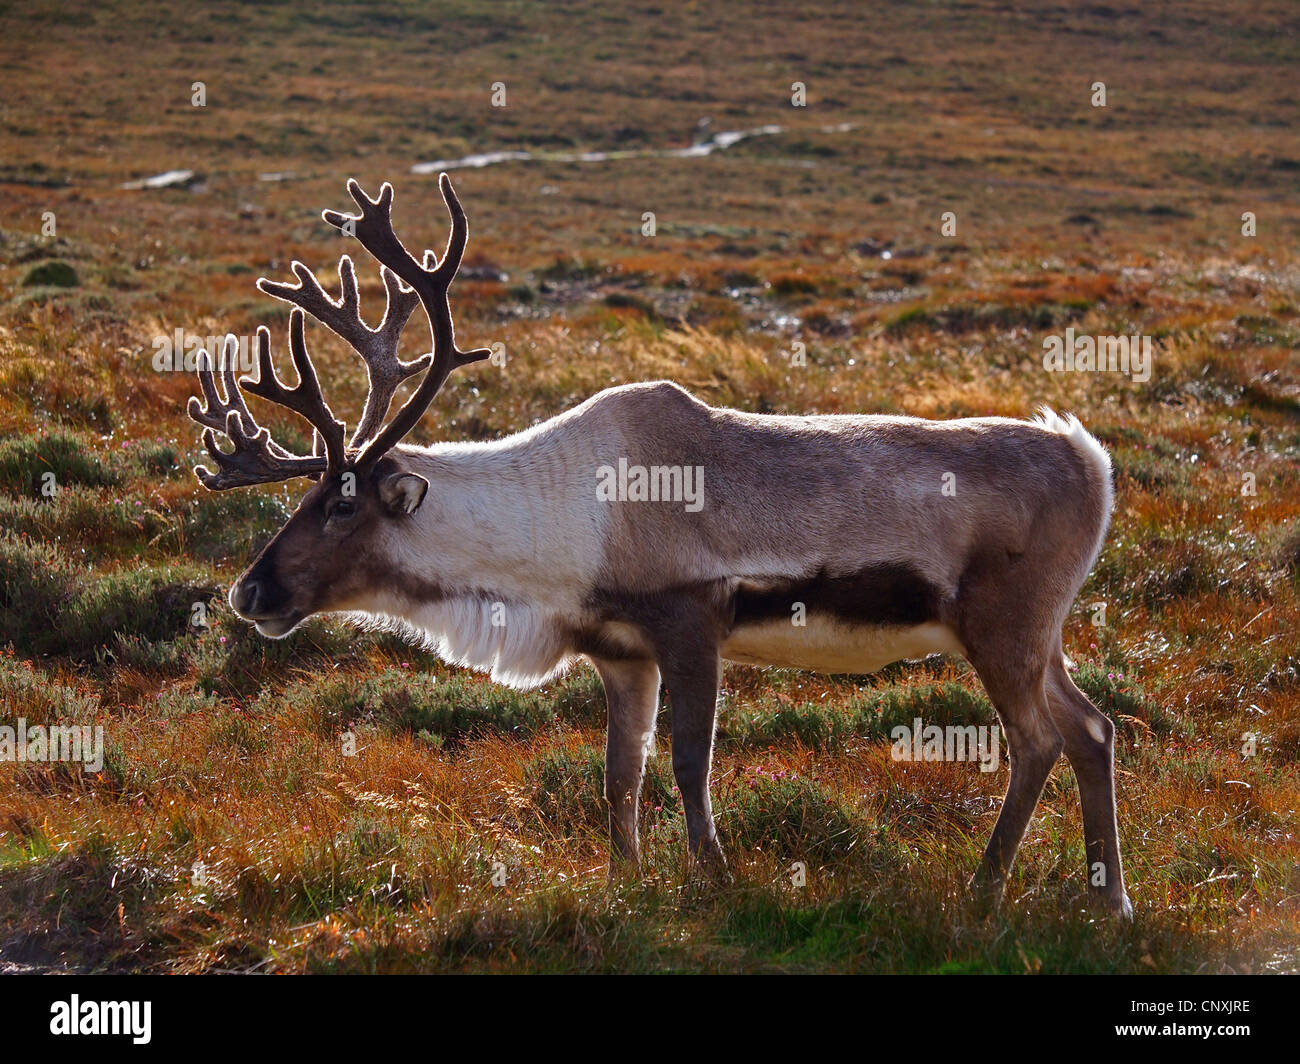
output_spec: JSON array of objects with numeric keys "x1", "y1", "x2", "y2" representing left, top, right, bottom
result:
[{"x1": 1, "y1": 0, "x2": 1298, "y2": 973}]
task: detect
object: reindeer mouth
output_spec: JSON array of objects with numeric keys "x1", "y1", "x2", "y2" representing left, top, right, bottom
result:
[{"x1": 251, "y1": 612, "x2": 304, "y2": 639}]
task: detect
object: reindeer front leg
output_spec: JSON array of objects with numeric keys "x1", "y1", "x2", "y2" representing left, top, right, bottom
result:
[
  {"x1": 591, "y1": 656, "x2": 661, "y2": 869},
  {"x1": 657, "y1": 644, "x2": 728, "y2": 880},
  {"x1": 604, "y1": 587, "x2": 730, "y2": 880}
]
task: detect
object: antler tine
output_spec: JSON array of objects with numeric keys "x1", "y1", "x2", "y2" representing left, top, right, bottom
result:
[
  {"x1": 322, "y1": 173, "x2": 491, "y2": 467},
  {"x1": 239, "y1": 313, "x2": 348, "y2": 470},
  {"x1": 187, "y1": 336, "x2": 291, "y2": 459},
  {"x1": 189, "y1": 336, "x2": 333, "y2": 489},
  {"x1": 195, "y1": 408, "x2": 328, "y2": 491},
  {"x1": 256, "y1": 256, "x2": 430, "y2": 448}
]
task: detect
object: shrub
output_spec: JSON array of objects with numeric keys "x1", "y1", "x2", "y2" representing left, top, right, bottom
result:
[
  {"x1": 0, "y1": 654, "x2": 100, "y2": 727},
  {"x1": 126, "y1": 443, "x2": 181, "y2": 478},
  {"x1": 150, "y1": 683, "x2": 222, "y2": 719},
  {"x1": 855, "y1": 681, "x2": 995, "y2": 736},
  {"x1": 525, "y1": 744, "x2": 677, "y2": 837},
  {"x1": 103, "y1": 633, "x2": 192, "y2": 675},
  {"x1": 192, "y1": 613, "x2": 360, "y2": 700},
  {"x1": 185, "y1": 490, "x2": 290, "y2": 562},
  {"x1": 0, "y1": 532, "x2": 216, "y2": 661},
  {"x1": 718, "y1": 770, "x2": 860, "y2": 863},
  {"x1": 75, "y1": 568, "x2": 218, "y2": 661},
  {"x1": 539, "y1": 254, "x2": 603, "y2": 281},
  {"x1": 719, "y1": 681, "x2": 994, "y2": 751},
  {"x1": 22, "y1": 261, "x2": 79, "y2": 288},
  {"x1": 885, "y1": 301, "x2": 1089, "y2": 335},
  {"x1": 1072, "y1": 662, "x2": 1175, "y2": 737},
  {"x1": 0, "y1": 490, "x2": 170, "y2": 553},
  {"x1": 720, "y1": 699, "x2": 838, "y2": 749},
  {"x1": 769, "y1": 271, "x2": 823, "y2": 296},
  {"x1": 0, "y1": 431, "x2": 119, "y2": 495},
  {"x1": 280, "y1": 665, "x2": 606, "y2": 744}
]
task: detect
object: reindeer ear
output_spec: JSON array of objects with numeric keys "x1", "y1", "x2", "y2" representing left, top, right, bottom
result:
[{"x1": 379, "y1": 472, "x2": 428, "y2": 515}]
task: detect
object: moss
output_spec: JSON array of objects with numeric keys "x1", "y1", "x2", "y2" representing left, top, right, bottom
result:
[{"x1": 21, "y1": 260, "x2": 79, "y2": 288}]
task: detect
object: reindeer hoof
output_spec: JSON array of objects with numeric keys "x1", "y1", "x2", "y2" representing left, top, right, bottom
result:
[
  {"x1": 1100, "y1": 891, "x2": 1134, "y2": 920},
  {"x1": 966, "y1": 872, "x2": 1005, "y2": 918},
  {"x1": 1079, "y1": 883, "x2": 1133, "y2": 919},
  {"x1": 690, "y1": 844, "x2": 732, "y2": 888},
  {"x1": 606, "y1": 858, "x2": 641, "y2": 884}
]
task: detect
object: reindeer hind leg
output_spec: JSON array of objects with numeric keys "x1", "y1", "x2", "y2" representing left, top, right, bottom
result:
[{"x1": 1045, "y1": 652, "x2": 1132, "y2": 917}]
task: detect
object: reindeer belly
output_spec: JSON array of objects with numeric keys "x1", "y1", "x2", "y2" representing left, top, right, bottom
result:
[
  {"x1": 720, "y1": 563, "x2": 961, "y2": 672},
  {"x1": 721, "y1": 617, "x2": 964, "y2": 673}
]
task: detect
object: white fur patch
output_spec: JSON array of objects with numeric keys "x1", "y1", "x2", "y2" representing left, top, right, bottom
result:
[
  {"x1": 721, "y1": 618, "x2": 964, "y2": 674},
  {"x1": 335, "y1": 422, "x2": 615, "y2": 688},
  {"x1": 1086, "y1": 714, "x2": 1109, "y2": 745},
  {"x1": 1032, "y1": 407, "x2": 1114, "y2": 569},
  {"x1": 346, "y1": 593, "x2": 576, "y2": 689}
]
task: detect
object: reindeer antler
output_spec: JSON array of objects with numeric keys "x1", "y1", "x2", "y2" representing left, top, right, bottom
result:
[
  {"x1": 188, "y1": 174, "x2": 486, "y2": 490},
  {"x1": 239, "y1": 309, "x2": 348, "y2": 471},
  {"x1": 322, "y1": 174, "x2": 491, "y2": 470},
  {"x1": 187, "y1": 334, "x2": 292, "y2": 457},
  {"x1": 188, "y1": 332, "x2": 330, "y2": 489},
  {"x1": 256, "y1": 256, "x2": 430, "y2": 446}
]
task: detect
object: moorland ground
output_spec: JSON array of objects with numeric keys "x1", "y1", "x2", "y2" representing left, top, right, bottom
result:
[{"x1": 0, "y1": 0, "x2": 1298, "y2": 972}]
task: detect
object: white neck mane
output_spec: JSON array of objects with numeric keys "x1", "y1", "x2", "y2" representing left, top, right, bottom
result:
[{"x1": 349, "y1": 407, "x2": 614, "y2": 688}]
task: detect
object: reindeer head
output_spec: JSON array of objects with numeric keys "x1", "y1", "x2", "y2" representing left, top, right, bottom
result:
[{"x1": 187, "y1": 176, "x2": 490, "y2": 637}]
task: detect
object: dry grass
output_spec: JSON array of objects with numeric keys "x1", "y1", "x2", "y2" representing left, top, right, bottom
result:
[{"x1": 0, "y1": 0, "x2": 1298, "y2": 973}]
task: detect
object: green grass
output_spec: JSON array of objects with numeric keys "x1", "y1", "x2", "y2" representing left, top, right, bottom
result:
[{"x1": 0, "y1": 0, "x2": 1297, "y2": 974}]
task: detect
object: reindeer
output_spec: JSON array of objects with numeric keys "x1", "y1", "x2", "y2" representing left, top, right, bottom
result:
[{"x1": 188, "y1": 176, "x2": 1130, "y2": 916}]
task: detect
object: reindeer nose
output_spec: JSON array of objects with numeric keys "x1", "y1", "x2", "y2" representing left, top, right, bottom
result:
[{"x1": 231, "y1": 579, "x2": 262, "y2": 617}]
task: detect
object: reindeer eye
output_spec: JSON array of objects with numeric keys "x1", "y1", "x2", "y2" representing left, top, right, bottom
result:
[{"x1": 330, "y1": 500, "x2": 356, "y2": 520}]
